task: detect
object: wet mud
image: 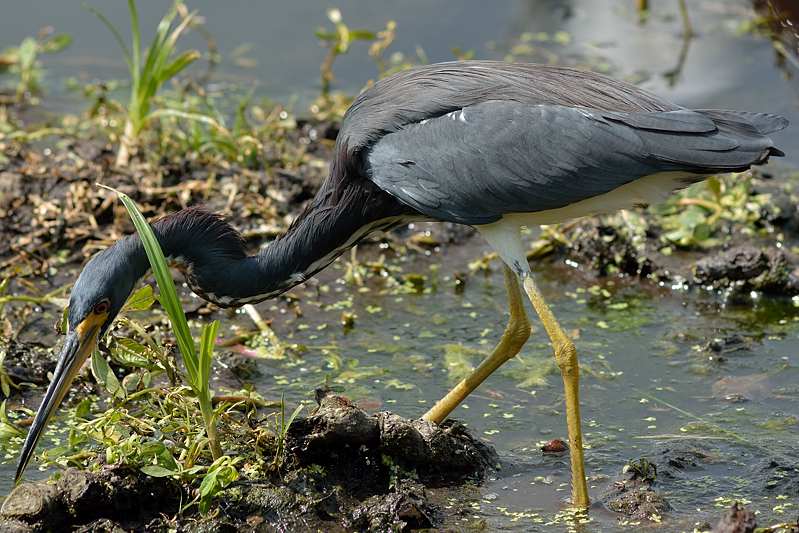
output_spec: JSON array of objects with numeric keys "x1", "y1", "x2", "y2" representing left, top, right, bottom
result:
[{"x1": 0, "y1": 393, "x2": 498, "y2": 532}]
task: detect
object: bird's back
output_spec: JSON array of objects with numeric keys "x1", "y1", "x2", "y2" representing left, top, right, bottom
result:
[
  {"x1": 352, "y1": 61, "x2": 786, "y2": 225},
  {"x1": 339, "y1": 61, "x2": 677, "y2": 157}
]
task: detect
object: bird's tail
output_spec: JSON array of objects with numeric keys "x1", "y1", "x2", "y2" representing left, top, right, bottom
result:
[{"x1": 695, "y1": 109, "x2": 788, "y2": 162}]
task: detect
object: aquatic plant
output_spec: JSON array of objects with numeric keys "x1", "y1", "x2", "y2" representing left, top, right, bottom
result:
[
  {"x1": 656, "y1": 173, "x2": 771, "y2": 249},
  {"x1": 87, "y1": 0, "x2": 202, "y2": 167},
  {"x1": 0, "y1": 31, "x2": 71, "y2": 103},
  {"x1": 315, "y1": 8, "x2": 377, "y2": 98},
  {"x1": 104, "y1": 185, "x2": 222, "y2": 460}
]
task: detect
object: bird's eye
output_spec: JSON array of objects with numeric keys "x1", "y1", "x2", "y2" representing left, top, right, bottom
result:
[{"x1": 93, "y1": 300, "x2": 110, "y2": 315}]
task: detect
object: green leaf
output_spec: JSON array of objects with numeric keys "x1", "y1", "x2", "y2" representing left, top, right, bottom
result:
[
  {"x1": 348, "y1": 29, "x2": 376, "y2": 41},
  {"x1": 91, "y1": 351, "x2": 125, "y2": 399},
  {"x1": 314, "y1": 29, "x2": 337, "y2": 41},
  {"x1": 103, "y1": 186, "x2": 199, "y2": 387},
  {"x1": 159, "y1": 49, "x2": 200, "y2": 82},
  {"x1": 140, "y1": 464, "x2": 178, "y2": 477},
  {"x1": 282, "y1": 404, "x2": 303, "y2": 438},
  {"x1": 123, "y1": 284, "x2": 155, "y2": 312},
  {"x1": 112, "y1": 338, "x2": 152, "y2": 368},
  {"x1": 40, "y1": 34, "x2": 72, "y2": 54},
  {"x1": 84, "y1": 2, "x2": 133, "y2": 71},
  {"x1": 74, "y1": 398, "x2": 92, "y2": 419}
]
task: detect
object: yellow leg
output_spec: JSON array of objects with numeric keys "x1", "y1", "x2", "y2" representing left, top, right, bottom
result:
[
  {"x1": 423, "y1": 265, "x2": 530, "y2": 424},
  {"x1": 522, "y1": 275, "x2": 589, "y2": 508}
]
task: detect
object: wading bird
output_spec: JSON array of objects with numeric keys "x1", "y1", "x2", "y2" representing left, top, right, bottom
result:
[{"x1": 15, "y1": 61, "x2": 787, "y2": 507}]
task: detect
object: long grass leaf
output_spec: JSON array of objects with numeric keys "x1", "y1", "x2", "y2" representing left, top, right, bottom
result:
[
  {"x1": 100, "y1": 185, "x2": 200, "y2": 386},
  {"x1": 198, "y1": 320, "x2": 219, "y2": 396},
  {"x1": 84, "y1": 3, "x2": 133, "y2": 72},
  {"x1": 160, "y1": 50, "x2": 200, "y2": 84},
  {"x1": 140, "y1": 4, "x2": 178, "y2": 94},
  {"x1": 147, "y1": 108, "x2": 229, "y2": 134},
  {"x1": 282, "y1": 405, "x2": 303, "y2": 438},
  {"x1": 128, "y1": 0, "x2": 141, "y2": 90}
]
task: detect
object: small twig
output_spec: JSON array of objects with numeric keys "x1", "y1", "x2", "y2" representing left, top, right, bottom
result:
[{"x1": 243, "y1": 304, "x2": 284, "y2": 359}]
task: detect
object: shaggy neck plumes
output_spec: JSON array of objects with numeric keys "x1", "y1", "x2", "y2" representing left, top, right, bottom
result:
[{"x1": 123, "y1": 178, "x2": 414, "y2": 307}]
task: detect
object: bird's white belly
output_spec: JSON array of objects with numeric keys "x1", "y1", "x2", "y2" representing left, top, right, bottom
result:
[{"x1": 497, "y1": 171, "x2": 701, "y2": 227}]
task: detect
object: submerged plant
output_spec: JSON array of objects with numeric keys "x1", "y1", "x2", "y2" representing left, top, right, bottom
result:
[
  {"x1": 104, "y1": 185, "x2": 222, "y2": 460},
  {"x1": 88, "y1": 0, "x2": 202, "y2": 166}
]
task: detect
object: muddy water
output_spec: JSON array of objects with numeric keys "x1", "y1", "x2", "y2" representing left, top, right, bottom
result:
[
  {"x1": 2, "y1": 0, "x2": 799, "y2": 530},
  {"x1": 235, "y1": 234, "x2": 797, "y2": 531}
]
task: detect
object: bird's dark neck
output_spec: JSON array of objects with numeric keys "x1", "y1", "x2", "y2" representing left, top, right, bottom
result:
[{"x1": 127, "y1": 177, "x2": 413, "y2": 307}]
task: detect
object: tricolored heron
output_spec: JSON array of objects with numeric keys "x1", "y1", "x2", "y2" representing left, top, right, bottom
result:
[{"x1": 15, "y1": 61, "x2": 787, "y2": 507}]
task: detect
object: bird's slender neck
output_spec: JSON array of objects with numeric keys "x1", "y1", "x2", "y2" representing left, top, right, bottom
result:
[{"x1": 123, "y1": 176, "x2": 411, "y2": 307}]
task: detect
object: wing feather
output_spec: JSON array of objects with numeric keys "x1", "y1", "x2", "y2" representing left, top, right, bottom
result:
[{"x1": 367, "y1": 101, "x2": 784, "y2": 225}]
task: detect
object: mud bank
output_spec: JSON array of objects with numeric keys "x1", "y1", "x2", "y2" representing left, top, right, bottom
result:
[{"x1": 0, "y1": 393, "x2": 498, "y2": 532}]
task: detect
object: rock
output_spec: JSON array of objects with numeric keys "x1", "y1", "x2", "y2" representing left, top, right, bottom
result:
[
  {"x1": 540, "y1": 439, "x2": 568, "y2": 454},
  {"x1": 348, "y1": 483, "x2": 436, "y2": 532},
  {"x1": 601, "y1": 458, "x2": 670, "y2": 521},
  {"x1": 713, "y1": 502, "x2": 757, "y2": 533},
  {"x1": 379, "y1": 412, "x2": 498, "y2": 485},
  {"x1": 655, "y1": 441, "x2": 714, "y2": 480},
  {"x1": 693, "y1": 245, "x2": 799, "y2": 295},
  {"x1": 289, "y1": 394, "x2": 381, "y2": 464},
  {"x1": 762, "y1": 459, "x2": 799, "y2": 496},
  {"x1": 565, "y1": 220, "x2": 657, "y2": 279},
  {"x1": 288, "y1": 393, "x2": 497, "y2": 489},
  {"x1": 0, "y1": 466, "x2": 181, "y2": 531}
]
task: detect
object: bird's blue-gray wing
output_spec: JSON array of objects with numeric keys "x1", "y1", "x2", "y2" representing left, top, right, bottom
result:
[{"x1": 366, "y1": 101, "x2": 784, "y2": 225}]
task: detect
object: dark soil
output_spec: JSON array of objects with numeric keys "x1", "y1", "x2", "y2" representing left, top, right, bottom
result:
[
  {"x1": 0, "y1": 392, "x2": 498, "y2": 532},
  {"x1": 0, "y1": 465, "x2": 182, "y2": 532},
  {"x1": 0, "y1": 339, "x2": 55, "y2": 394}
]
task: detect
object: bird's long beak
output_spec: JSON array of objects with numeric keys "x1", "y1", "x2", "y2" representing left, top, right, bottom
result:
[{"x1": 14, "y1": 311, "x2": 106, "y2": 483}]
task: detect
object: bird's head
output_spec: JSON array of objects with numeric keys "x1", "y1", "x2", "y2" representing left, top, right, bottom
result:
[{"x1": 15, "y1": 244, "x2": 139, "y2": 482}]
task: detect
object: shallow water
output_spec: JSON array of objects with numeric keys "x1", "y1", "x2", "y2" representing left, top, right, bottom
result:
[
  {"x1": 243, "y1": 237, "x2": 799, "y2": 531},
  {"x1": 2, "y1": 0, "x2": 799, "y2": 530}
]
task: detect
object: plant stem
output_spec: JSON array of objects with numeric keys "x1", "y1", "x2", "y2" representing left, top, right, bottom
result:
[
  {"x1": 116, "y1": 119, "x2": 136, "y2": 167},
  {"x1": 200, "y1": 400, "x2": 222, "y2": 460}
]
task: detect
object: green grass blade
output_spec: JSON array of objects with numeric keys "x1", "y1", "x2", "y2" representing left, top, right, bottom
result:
[
  {"x1": 160, "y1": 49, "x2": 200, "y2": 83},
  {"x1": 140, "y1": 4, "x2": 178, "y2": 92},
  {"x1": 101, "y1": 185, "x2": 199, "y2": 387},
  {"x1": 198, "y1": 320, "x2": 219, "y2": 396},
  {"x1": 128, "y1": 0, "x2": 142, "y2": 88},
  {"x1": 84, "y1": 3, "x2": 133, "y2": 72},
  {"x1": 147, "y1": 108, "x2": 229, "y2": 134},
  {"x1": 282, "y1": 405, "x2": 303, "y2": 438}
]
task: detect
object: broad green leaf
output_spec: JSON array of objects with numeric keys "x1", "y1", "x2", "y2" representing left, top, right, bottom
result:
[
  {"x1": 123, "y1": 284, "x2": 155, "y2": 312},
  {"x1": 91, "y1": 351, "x2": 124, "y2": 399},
  {"x1": 112, "y1": 338, "x2": 152, "y2": 368},
  {"x1": 141, "y1": 464, "x2": 178, "y2": 477}
]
